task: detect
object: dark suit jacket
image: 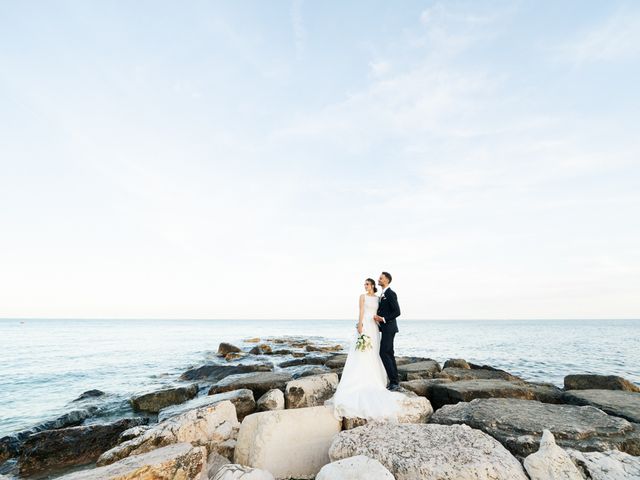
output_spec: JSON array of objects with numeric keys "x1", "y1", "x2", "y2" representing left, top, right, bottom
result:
[{"x1": 377, "y1": 288, "x2": 400, "y2": 333}]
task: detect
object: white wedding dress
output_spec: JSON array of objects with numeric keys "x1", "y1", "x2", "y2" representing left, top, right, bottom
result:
[{"x1": 325, "y1": 294, "x2": 405, "y2": 421}]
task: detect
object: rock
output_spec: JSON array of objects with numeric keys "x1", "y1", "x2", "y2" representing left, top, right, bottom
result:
[
  {"x1": 209, "y1": 372, "x2": 293, "y2": 400},
  {"x1": 329, "y1": 422, "x2": 528, "y2": 480},
  {"x1": 278, "y1": 357, "x2": 327, "y2": 368},
  {"x1": 523, "y1": 429, "x2": 583, "y2": 480},
  {"x1": 213, "y1": 464, "x2": 275, "y2": 480},
  {"x1": 567, "y1": 448, "x2": 640, "y2": 480},
  {"x1": 443, "y1": 358, "x2": 471, "y2": 369},
  {"x1": 325, "y1": 354, "x2": 348, "y2": 369},
  {"x1": 118, "y1": 425, "x2": 151, "y2": 442},
  {"x1": 72, "y1": 389, "x2": 106, "y2": 401},
  {"x1": 244, "y1": 337, "x2": 261, "y2": 343},
  {"x1": 130, "y1": 383, "x2": 198, "y2": 413},
  {"x1": 292, "y1": 365, "x2": 332, "y2": 378},
  {"x1": 305, "y1": 344, "x2": 342, "y2": 352},
  {"x1": 159, "y1": 389, "x2": 256, "y2": 422},
  {"x1": 316, "y1": 455, "x2": 394, "y2": 480},
  {"x1": 400, "y1": 378, "x2": 453, "y2": 399},
  {"x1": 202, "y1": 452, "x2": 233, "y2": 479},
  {"x1": 266, "y1": 349, "x2": 293, "y2": 355},
  {"x1": 57, "y1": 442, "x2": 207, "y2": 479},
  {"x1": 180, "y1": 363, "x2": 272, "y2": 382},
  {"x1": 218, "y1": 342, "x2": 242, "y2": 356},
  {"x1": 430, "y1": 398, "x2": 640, "y2": 457},
  {"x1": 562, "y1": 389, "x2": 640, "y2": 423},
  {"x1": 0, "y1": 409, "x2": 97, "y2": 463},
  {"x1": 429, "y1": 379, "x2": 564, "y2": 409},
  {"x1": 234, "y1": 405, "x2": 341, "y2": 479},
  {"x1": 285, "y1": 373, "x2": 338, "y2": 409},
  {"x1": 440, "y1": 366, "x2": 522, "y2": 382},
  {"x1": 225, "y1": 352, "x2": 246, "y2": 361},
  {"x1": 564, "y1": 374, "x2": 640, "y2": 392},
  {"x1": 18, "y1": 418, "x2": 147, "y2": 476},
  {"x1": 342, "y1": 392, "x2": 433, "y2": 430},
  {"x1": 256, "y1": 389, "x2": 285, "y2": 412},
  {"x1": 97, "y1": 400, "x2": 239, "y2": 466},
  {"x1": 397, "y1": 360, "x2": 441, "y2": 381},
  {"x1": 394, "y1": 356, "x2": 430, "y2": 365},
  {"x1": 249, "y1": 344, "x2": 272, "y2": 355}
]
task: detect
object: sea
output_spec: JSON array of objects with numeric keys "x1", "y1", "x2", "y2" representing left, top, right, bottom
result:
[{"x1": 1, "y1": 318, "x2": 639, "y2": 439}]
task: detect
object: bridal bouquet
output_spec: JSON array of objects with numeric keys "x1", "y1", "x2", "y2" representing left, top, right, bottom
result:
[{"x1": 355, "y1": 333, "x2": 372, "y2": 352}]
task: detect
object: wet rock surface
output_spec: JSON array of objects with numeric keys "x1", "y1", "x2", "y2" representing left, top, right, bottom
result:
[
  {"x1": 562, "y1": 389, "x2": 640, "y2": 423},
  {"x1": 564, "y1": 374, "x2": 640, "y2": 392},
  {"x1": 130, "y1": 384, "x2": 199, "y2": 413}
]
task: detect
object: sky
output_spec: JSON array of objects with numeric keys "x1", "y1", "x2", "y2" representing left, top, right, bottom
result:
[{"x1": 0, "y1": 0, "x2": 639, "y2": 320}]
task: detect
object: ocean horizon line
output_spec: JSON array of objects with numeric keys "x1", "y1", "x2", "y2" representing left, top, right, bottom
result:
[{"x1": 1, "y1": 317, "x2": 639, "y2": 322}]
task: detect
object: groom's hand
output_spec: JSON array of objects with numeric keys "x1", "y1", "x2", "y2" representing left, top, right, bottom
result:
[{"x1": 373, "y1": 314, "x2": 384, "y2": 323}]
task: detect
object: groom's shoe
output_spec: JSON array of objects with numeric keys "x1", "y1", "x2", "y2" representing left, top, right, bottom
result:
[{"x1": 387, "y1": 383, "x2": 401, "y2": 392}]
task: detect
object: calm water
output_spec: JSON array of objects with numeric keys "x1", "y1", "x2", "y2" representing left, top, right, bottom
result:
[{"x1": 1, "y1": 318, "x2": 638, "y2": 438}]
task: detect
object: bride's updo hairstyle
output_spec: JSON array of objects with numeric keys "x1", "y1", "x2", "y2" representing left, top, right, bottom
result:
[{"x1": 365, "y1": 278, "x2": 378, "y2": 293}]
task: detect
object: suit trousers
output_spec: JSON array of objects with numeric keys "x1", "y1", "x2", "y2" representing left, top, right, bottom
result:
[{"x1": 379, "y1": 328, "x2": 399, "y2": 385}]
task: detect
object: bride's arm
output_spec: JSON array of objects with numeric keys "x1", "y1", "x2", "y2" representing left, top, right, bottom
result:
[{"x1": 357, "y1": 294, "x2": 364, "y2": 334}]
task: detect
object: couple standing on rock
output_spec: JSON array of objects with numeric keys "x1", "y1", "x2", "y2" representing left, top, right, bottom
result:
[{"x1": 325, "y1": 271, "x2": 406, "y2": 422}]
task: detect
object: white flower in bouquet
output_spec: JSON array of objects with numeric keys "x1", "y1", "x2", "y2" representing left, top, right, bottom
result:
[{"x1": 355, "y1": 333, "x2": 372, "y2": 352}]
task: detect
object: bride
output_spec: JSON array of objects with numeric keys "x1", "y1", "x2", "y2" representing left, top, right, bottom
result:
[{"x1": 325, "y1": 278, "x2": 405, "y2": 421}]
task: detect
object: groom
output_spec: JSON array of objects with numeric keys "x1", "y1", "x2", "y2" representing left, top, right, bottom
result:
[{"x1": 373, "y1": 271, "x2": 401, "y2": 391}]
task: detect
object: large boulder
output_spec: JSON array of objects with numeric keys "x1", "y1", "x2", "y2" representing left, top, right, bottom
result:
[
  {"x1": 234, "y1": 405, "x2": 341, "y2": 479},
  {"x1": 316, "y1": 455, "x2": 394, "y2": 480},
  {"x1": 249, "y1": 344, "x2": 272, "y2": 355},
  {"x1": 429, "y1": 379, "x2": 563, "y2": 409},
  {"x1": 256, "y1": 389, "x2": 285, "y2": 412},
  {"x1": 400, "y1": 378, "x2": 453, "y2": 399},
  {"x1": 130, "y1": 384, "x2": 199, "y2": 413},
  {"x1": 218, "y1": 342, "x2": 242, "y2": 356},
  {"x1": 397, "y1": 360, "x2": 441, "y2": 380},
  {"x1": 562, "y1": 389, "x2": 640, "y2": 423},
  {"x1": 97, "y1": 400, "x2": 239, "y2": 466},
  {"x1": 523, "y1": 430, "x2": 583, "y2": 480},
  {"x1": 159, "y1": 389, "x2": 256, "y2": 422},
  {"x1": 17, "y1": 418, "x2": 147, "y2": 476},
  {"x1": 567, "y1": 448, "x2": 640, "y2": 480},
  {"x1": 213, "y1": 464, "x2": 275, "y2": 480},
  {"x1": 440, "y1": 366, "x2": 521, "y2": 382},
  {"x1": 57, "y1": 442, "x2": 207, "y2": 479},
  {"x1": 209, "y1": 372, "x2": 293, "y2": 400},
  {"x1": 285, "y1": 373, "x2": 338, "y2": 409},
  {"x1": 329, "y1": 422, "x2": 528, "y2": 480},
  {"x1": 180, "y1": 363, "x2": 272, "y2": 382},
  {"x1": 342, "y1": 393, "x2": 432, "y2": 430},
  {"x1": 291, "y1": 365, "x2": 332, "y2": 378},
  {"x1": 564, "y1": 374, "x2": 640, "y2": 392},
  {"x1": 431, "y1": 398, "x2": 640, "y2": 457},
  {"x1": 1, "y1": 408, "x2": 97, "y2": 463}
]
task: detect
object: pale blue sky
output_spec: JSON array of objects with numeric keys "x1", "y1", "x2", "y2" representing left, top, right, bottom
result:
[{"x1": 1, "y1": 1, "x2": 639, "y2": 319}]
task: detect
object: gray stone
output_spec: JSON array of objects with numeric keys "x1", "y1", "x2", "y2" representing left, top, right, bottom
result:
[
  {"x1": 158, "y1": 389, "x2": 256, "y2": 422},
  {"x1": 567, "y1": 448, "x2": 640, "y2": 480},
  {"x1": 562, "y1": 389, "x2": 640, "y2": 423},
  {"x1": 18, "y1": 418, "x2": 147, "y2": 476},
  {"x1": 342, "y1": 392, "x2": 433, "y2": 430},
  {"x1": 400, "y1": 378, "x2": 453, "y2": 399},
  {"x1": 440, "y1": 366, "x2": 522, "y2": 382},
  {"x1": 292, "y1": 365, "x2": 332, "y2": 378},
  {"x1": 130, "y1": 384, "x2": 198, "y2": 413},
  {"x1": 213, "y1": 464, "x2": 275, "y2": 479},
  {"x1": 278, "y1": 356, "x2": 328, "y2": 368},
  {"x1": 430, "y1": 398, "x2": 640, "y2": 457},
  {"x1": 429, "y1": 379, "x2": 563, "y2": 409},
  {"x1": 209, "y1": 372, "x2": 293, "y2": 400},
  {"x1": 564, "y1": 374, "x2": 640, "y2": 392},
  {"x1": 397, "y1": 360, "x2": 441, "y2": 381},
  {"x1": 329, "y1": 422, "x2": 528, "y2": 480},
  {"x1": 324, "y1": 354, "x2": 348, "y2": 369},
  {"x1": 180, "y1": 363, "x2": 272, "y2": 382}
]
